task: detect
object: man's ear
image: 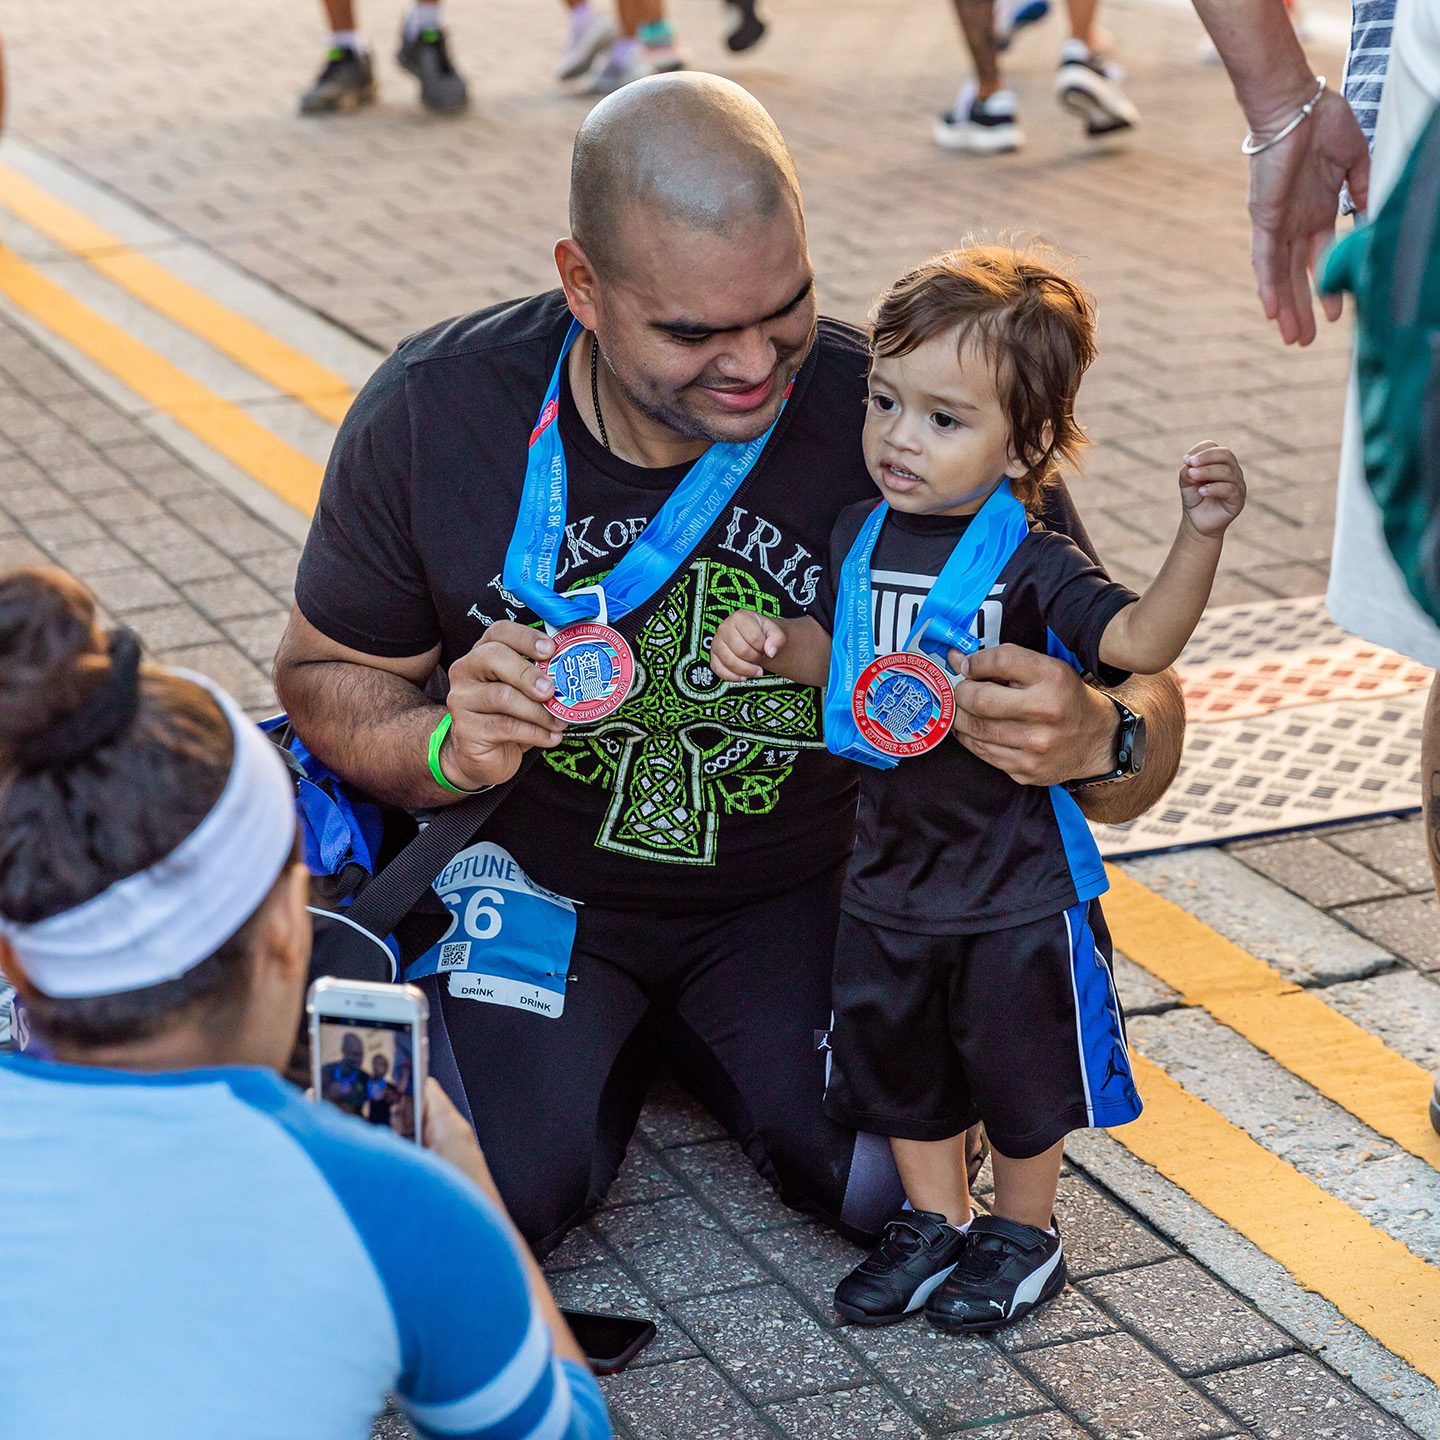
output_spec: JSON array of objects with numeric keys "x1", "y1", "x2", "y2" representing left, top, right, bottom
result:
[{"x1": 555, "y1": 237, "x2": 601, "y2": 331}]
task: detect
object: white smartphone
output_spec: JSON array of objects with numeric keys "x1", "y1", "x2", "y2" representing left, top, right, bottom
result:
[{"x1": 309, "y1": 978, "x2": 429, "y2": 1144}]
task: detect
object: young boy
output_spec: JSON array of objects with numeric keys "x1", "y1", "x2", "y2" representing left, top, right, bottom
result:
[{"x1": 710, "y1": 246, "x2": 1244, "y2": 1333}]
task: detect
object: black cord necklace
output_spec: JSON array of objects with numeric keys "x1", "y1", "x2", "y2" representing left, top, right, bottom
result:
[{"x1": 590, "y1": 333, "x2": 610, "y2": 452}]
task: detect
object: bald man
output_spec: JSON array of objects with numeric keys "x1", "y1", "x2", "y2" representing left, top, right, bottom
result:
[{"x1": 276, "y1": 75, "x2": 1183, "y2": 1255}]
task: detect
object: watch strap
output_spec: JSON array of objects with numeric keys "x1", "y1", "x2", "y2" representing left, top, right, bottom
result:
[{"x1": 1063, "y1": 693, "x2": 1141, "y2": 792}]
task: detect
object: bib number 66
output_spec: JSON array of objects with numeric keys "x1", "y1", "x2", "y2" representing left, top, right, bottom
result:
[{"x1": 436, "y1": 887, "x2": 506, "y2": 945}]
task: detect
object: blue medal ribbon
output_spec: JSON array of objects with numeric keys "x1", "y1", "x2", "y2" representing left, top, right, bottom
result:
[
  {"x1": 503, "y1": 319, "x2": 789, "y2": 631},
  {"x1": 823, "y1": 479, "x2": 1030, "y2": 769}
]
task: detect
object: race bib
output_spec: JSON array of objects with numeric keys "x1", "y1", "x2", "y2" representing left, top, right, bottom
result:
[{"x1": 404, "y1": 842, "x2": 578, "y2": 1019}]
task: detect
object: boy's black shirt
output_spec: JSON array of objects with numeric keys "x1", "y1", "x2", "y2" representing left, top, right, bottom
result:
[
  {"x1": 296, "y1": 290, "x2": 1105, "y2": 913},
  {"x1": 811, "y1": 501, "x2": 1138, "y2": 934}
]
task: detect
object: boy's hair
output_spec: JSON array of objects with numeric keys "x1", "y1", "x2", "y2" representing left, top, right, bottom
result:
[{"x1": 870, "y1": 245, "x2": 1097, "y2": 510}]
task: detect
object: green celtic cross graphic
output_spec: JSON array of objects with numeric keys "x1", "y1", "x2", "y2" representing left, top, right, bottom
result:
[{"x1": 545, "y1": 559, "x2": 823, "y2": 865}]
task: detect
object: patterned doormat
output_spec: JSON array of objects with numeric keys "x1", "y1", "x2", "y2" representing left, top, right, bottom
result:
[{"x1": 1092, "y1": 598, "x2": 1431, "y2": 859}]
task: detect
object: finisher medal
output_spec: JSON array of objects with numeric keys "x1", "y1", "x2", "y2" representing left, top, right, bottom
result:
[
  {"x1": 503, "y1": 318, "x2": 790, "y2": 726},
  {"x1": 542, "y1": 622, "x2": 635, "y2": 724},
  {"x1": 823, "y1": 480, "x2": 1030, "y2": 770},
  {"x1": 852, "y1": 651, "x2": 955, "y2": 758}
]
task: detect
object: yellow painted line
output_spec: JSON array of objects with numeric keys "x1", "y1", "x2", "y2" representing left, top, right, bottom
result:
[
  {"x1": 1119, "y1": 1054, "x2": 1440, "y2": 1383},
  {"x1": 0, "y1": 247, "x2": 322, "y2": 513},
  {"x1": 0, "y1": 164, "x2": 354, "y2": 426},
  {"x1": 1106, "y1": 865, "x2": 1440, "y2": 1169}
]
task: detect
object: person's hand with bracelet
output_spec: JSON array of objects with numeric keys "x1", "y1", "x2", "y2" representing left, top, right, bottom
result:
[
  {"x1": 428, "y1": 621, "x2": 570, "y2": 798},
  {"x1": 1190, "y1": 0, "x2": 1370, "y2": 347},
  {"x1": 1245, "y1": 77, "x2": 1370, "y2": 347}
]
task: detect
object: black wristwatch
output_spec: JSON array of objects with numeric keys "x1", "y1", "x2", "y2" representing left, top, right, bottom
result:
[{"x1": 1064, "y1": 694, "x2": 1147, "y2": 791}]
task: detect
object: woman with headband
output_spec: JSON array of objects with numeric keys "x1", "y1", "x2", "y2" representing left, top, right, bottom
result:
[{"x1": 0, "y1": 567, "x2": 612, "y2": 1440}]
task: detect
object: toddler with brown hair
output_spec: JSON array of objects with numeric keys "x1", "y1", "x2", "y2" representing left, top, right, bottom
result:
[{"x1": 711, "y1": 244, "x2": 1244, "y2": 1333}]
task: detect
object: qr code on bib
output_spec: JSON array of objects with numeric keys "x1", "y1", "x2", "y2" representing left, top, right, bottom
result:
[{"x1": 437, "y1": 941, "x2": 472, "y2": 972}]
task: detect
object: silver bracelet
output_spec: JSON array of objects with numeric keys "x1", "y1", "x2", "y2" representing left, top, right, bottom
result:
[{"x1": 1241, "y1": 76, "x2": 1326, "y2": 155}]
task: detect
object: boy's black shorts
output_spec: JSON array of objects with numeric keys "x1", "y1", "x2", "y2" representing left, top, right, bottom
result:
[{"x1": 822, "y1": 900, "x2": 1143, "y2": 1159}]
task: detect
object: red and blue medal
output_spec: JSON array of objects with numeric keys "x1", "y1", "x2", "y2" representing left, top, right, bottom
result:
[
  {"x1": 504, "y1": 319, "x2": 788, "y2": 724},
  {"x1": 852, "y1": 647, "x2": 956, "y2": 758},
  {"x1": 822, "y1": 482, "x2": 1030, "y2": 769}
]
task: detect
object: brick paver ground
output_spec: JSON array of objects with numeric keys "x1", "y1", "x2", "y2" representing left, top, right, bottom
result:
[{"x1": 3, "y1": 0, "x2": 1437, "y2": 1436}]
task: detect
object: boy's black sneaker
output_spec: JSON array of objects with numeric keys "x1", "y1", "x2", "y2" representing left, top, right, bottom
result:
[
  {"x1": 834, "y1": 1209, "x2": 968, "y2": 1326},
  {"x1": 924, "y1": 1215, "x2": 1065, "y2": 1333},
  {"x1": 397, "y1": 28, "x2": 469, "y2": 113}
]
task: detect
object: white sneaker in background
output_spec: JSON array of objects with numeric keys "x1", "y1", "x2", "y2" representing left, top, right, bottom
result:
[
  {"x1": 1056, "y1": 39, "x2": 1140, "y2": 135},
  {"x1": 585, "y1": 39, "x2": 655, "y2": 94},
  {"x1": 557, "y1": 5, "x2": 618, "y2": 81},
  {"x1": 934, "y1": 83, "x2": 1024, "y2": 153}
]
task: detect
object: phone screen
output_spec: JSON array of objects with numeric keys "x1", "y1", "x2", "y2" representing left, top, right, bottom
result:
[{"x1": 315, "y1": 1015, "x2": 419, "y2": 1140}]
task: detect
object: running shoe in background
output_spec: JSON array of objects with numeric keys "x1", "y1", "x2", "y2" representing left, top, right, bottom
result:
[
  {"x1": 397, "y1": 27, "x2": 469, "y2": 112},
  {"x1": 639, "y1": 20, "x2": 688, "y2": 72},
  {"x1": 934, "y1": 82, "x2": 1024, "y2": 153},
  {"x1": 299, "y1": 45, "x2": 377, "y2": 114},
  {"x1": 1055, "y1": 38, "x2": 1138, "y2": 135},
  {"x1": 586, "y1": 38, "x2": 654, "y2": 93},
  {"x1": 995, "y1": 0, "x2": 1049, "y2": 51},
  {"x1": 557, "y1": 3, "x2": 618, "y2": 80},
  {"x1": 724, "y1": 0, "x2": 768, "y2": 52}
]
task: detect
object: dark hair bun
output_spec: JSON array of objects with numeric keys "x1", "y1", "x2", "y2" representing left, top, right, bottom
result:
[{"x1": 0, "y1": 567, "x2": 111, "y2": 763}]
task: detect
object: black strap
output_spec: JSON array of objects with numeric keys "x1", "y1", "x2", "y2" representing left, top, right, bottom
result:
[
  {"x1": 343, "y1": 758, "x2": 527, "y2": 940},
  {"x1": 342, "y1": 338, "x2": 821, "y2": 945}
]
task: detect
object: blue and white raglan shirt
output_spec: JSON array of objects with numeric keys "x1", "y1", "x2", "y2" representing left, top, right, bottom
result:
[{"x1": 0, "y1": 1055, "x2": 611, "y2": 1440}]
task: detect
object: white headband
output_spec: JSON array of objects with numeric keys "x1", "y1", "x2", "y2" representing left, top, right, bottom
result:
[{"x1": 0, "y1": 671, "x2": 297, "y2": 999}]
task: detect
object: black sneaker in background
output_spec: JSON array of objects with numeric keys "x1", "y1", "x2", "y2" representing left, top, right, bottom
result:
[
  {"x1": 299, "y1": 46, "x2": 377, "y2": 115},
  {"x1": 724, "y1": 0, "x2": 768, "y2": 52},
  {"x1": 925, "y1": 1215, "x2": 1065, "y2": 1333},
  {"x1": 397, "y1": 28, "x2": 470, "y2": 113},
  {"x1": 834, "y1": 1210, "x2": 969, "y2": 1326}
]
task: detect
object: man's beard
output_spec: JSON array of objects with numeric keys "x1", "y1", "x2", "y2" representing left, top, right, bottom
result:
[{"x1": 606, "y1": 354, "x2": 791, "y2": 446}]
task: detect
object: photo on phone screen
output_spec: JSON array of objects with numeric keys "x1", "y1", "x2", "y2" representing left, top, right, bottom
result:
[{"x1": 315, "y1": 1017, "x2": 418, "y2": 1140}]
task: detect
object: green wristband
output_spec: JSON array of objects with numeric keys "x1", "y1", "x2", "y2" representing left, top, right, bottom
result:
[{"x1": 427, "y1": 713, "x2": 487, "y2": 796}]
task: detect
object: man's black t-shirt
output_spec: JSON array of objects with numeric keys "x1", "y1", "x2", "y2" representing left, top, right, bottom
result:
[
  {"x1": 295, "y1": 291, "x2": 1103, "y2": 913},
  {"x1": 811, "y1": 501, "x2": 1137, "y2": 934}
]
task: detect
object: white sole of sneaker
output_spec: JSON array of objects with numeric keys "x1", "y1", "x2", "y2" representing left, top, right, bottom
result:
[
  {"x1": 1055, "y1": 65, "x2": 1139, "y2": 134},
  {"x1": 932, "y1": 119, "x2": 1024, "y2": 154}
]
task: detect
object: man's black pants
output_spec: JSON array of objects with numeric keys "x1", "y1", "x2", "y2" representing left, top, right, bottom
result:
[{"x1": 425, "y1": 861, "x2": 904, "y2": 1256}]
